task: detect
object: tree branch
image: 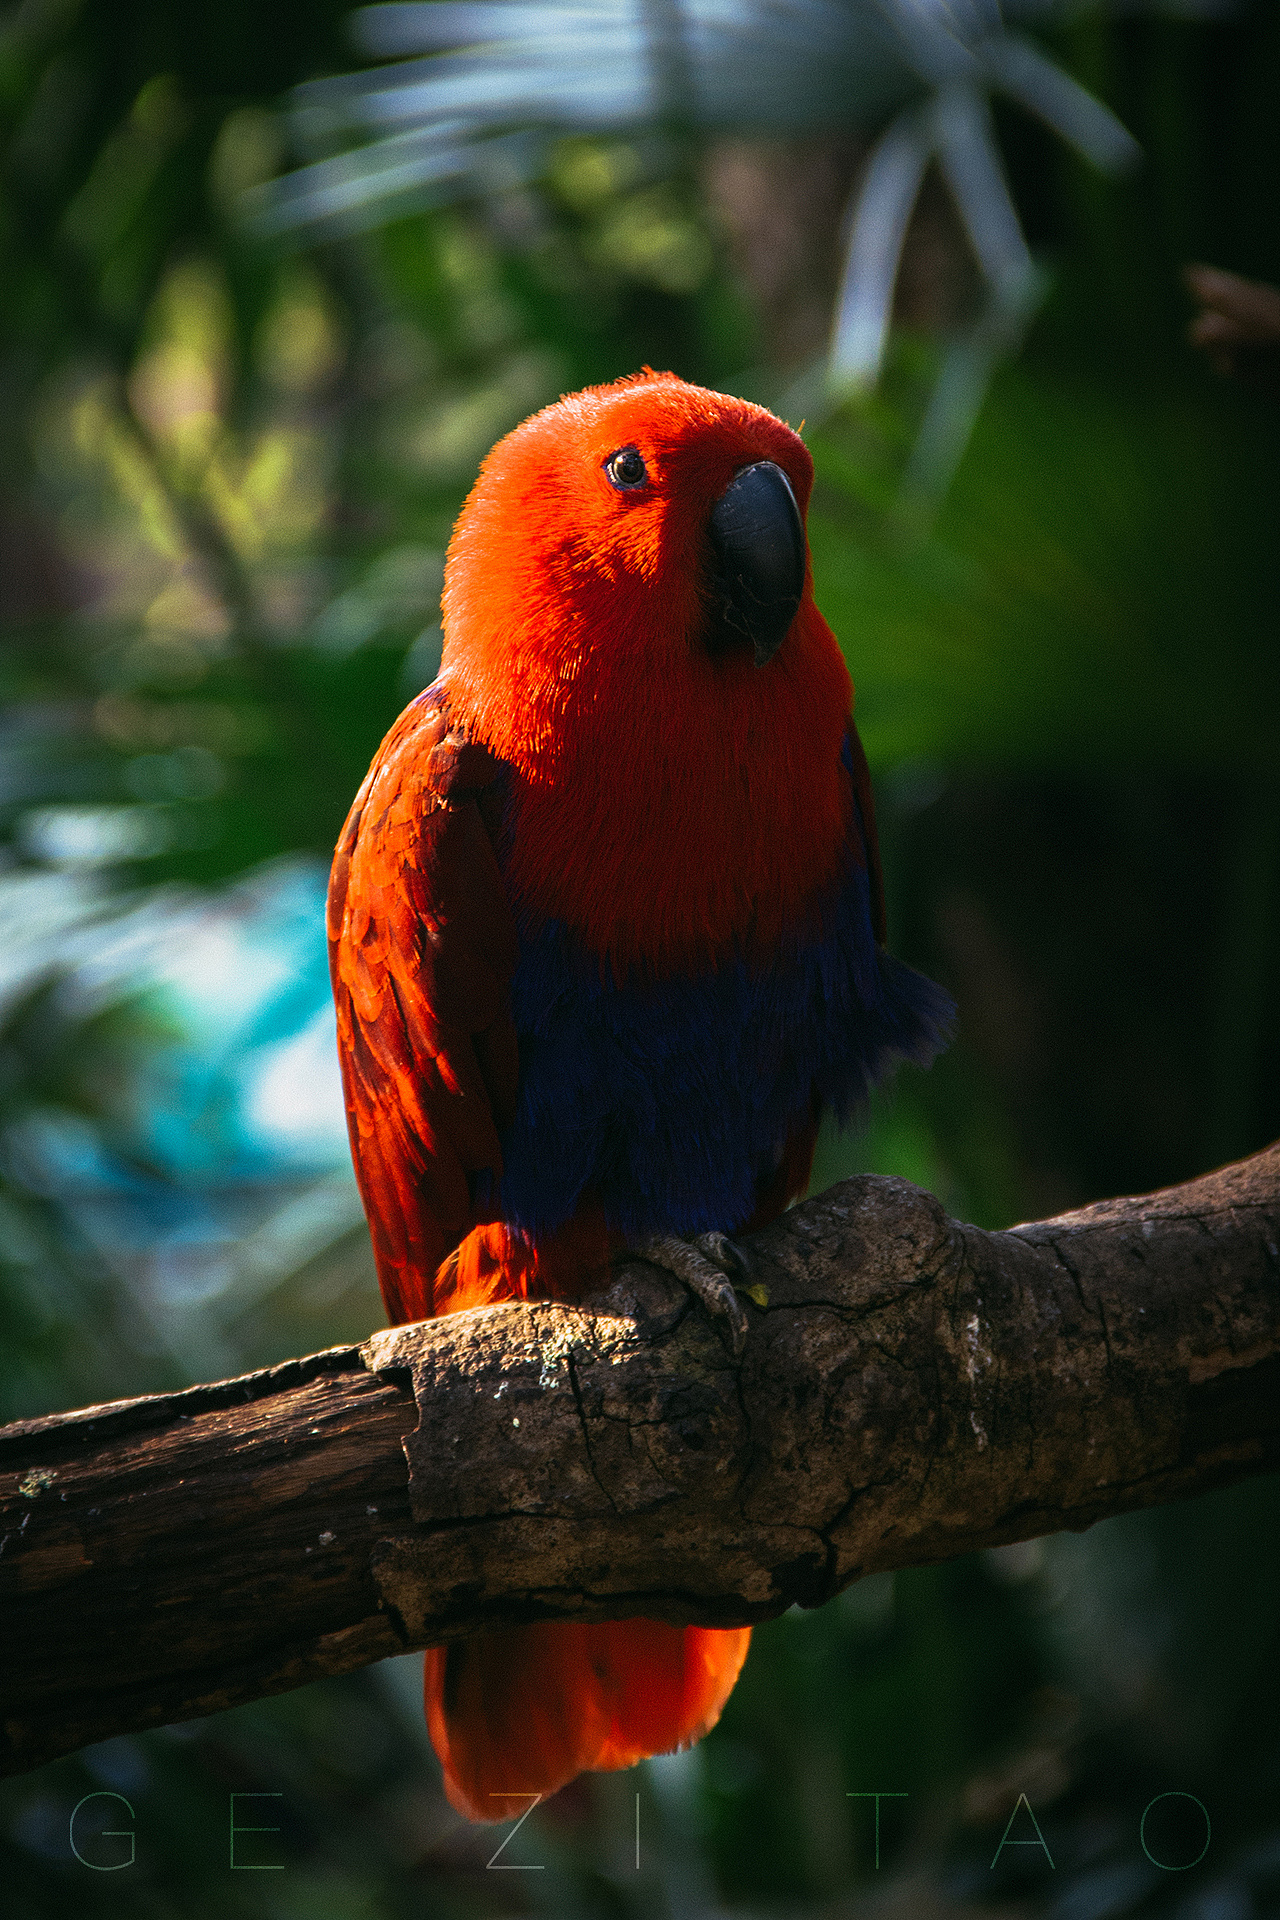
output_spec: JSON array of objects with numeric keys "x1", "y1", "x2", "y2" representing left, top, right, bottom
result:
[{"x1": 4, "y1": 1143, "x2": 1280, "y2": 1776}]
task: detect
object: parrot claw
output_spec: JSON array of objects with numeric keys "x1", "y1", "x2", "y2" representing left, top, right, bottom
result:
[{"x1": 631, "y1": 1232, "x2": 767, "y2": 1358}]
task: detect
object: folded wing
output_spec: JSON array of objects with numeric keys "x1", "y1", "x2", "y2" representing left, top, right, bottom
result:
[
  {"x1": 845, "y1": 716, "x2": 887, "y2": 946},
  {"x1": 327, "y1": 688, "x2": 518, "y2": 1324}
]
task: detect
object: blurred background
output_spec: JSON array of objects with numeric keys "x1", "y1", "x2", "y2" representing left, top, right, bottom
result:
[{"x1": 1, "y1": 0, "x2": 1279, "y2": 1913}]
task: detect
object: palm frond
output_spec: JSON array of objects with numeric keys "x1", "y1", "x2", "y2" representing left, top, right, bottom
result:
[{"x1": 251, "y1": 0, "x2": 1155, "y2": 489}]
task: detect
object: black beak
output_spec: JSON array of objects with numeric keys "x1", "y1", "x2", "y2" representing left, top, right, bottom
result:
[{"x1": 705, "y1": 460, "x2": 805, "y2": 667}]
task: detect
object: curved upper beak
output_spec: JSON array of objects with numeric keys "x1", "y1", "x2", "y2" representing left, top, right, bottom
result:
[{"x1": 705, "y1": 460, "x2": 806, "y2": 667}]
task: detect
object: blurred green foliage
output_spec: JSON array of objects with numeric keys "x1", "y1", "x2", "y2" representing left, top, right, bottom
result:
[{"x1": 1, "y1": 0, "x2": 1279, "y2": 1916}]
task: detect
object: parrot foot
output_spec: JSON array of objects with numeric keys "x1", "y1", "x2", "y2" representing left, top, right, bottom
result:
[{"x1": 630, "y1": 1232, "x2": 768, "y2": 1359}]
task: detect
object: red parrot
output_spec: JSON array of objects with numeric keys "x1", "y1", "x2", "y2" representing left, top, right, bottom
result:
[{"x1": 328, "y1": 370, "x2": 950, "y2": 1821}]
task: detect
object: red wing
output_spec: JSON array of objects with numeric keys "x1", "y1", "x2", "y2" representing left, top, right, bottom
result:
[
  {"x1": 845, "y1": 718, "x2": 887, "y2": 946},
  {"x1": 327, "y1": 688, "x2": 518, "y2": 1325}
]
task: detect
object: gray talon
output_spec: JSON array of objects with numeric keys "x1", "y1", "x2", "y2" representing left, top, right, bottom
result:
[
  {"x1": 694, "y1": 1231, "x2": 770, "y2": 1311},
  {"x1": 695, "y1": 1230, "x2": 749, "y2": 1276},
  {"x1": 633, "y1": 1233, "x2": 758, "y2": 1358}
]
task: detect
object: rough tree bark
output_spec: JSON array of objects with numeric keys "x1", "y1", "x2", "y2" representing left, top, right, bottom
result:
[{"x1": 3, "y1": 1143, "x2": 1280, "y2": 1777}]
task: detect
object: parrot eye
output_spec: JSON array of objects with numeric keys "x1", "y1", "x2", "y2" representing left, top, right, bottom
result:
[{"x1": 605, "y1": 446, "x2": 647, "y2": 490}]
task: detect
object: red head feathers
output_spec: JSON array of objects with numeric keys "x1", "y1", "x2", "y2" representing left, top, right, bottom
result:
[{"x1": 439, "y1": 369, "x2": 854, "y2": 976}]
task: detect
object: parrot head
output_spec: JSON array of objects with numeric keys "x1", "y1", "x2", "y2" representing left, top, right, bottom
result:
[
  {"x1": 441, "y1": 371, "x2": 837, "y2": 772},
  {"x1": 437, "y1": 370, "x2": 854, "y2": 971}
]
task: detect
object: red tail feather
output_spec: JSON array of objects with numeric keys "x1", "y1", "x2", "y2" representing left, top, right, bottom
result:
[{"x1": 425, "y1": 1620, "x2": 752, "y2": 1821}]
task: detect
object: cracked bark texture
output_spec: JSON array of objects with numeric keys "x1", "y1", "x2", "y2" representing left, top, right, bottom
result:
[{"x1": 4, "y1": 1144, "x2": 1280, "y2": 1775}]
